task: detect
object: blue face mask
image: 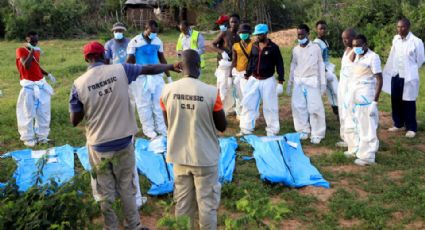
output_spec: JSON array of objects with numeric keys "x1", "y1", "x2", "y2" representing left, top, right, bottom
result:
[
  {"x1": 298, "y1": 37, "x2": 308, "y2": 45},
  {"x1": 114, "y1": 32, "x2": 124, "y2": 40},
  {"x1": 219, "y1": 25, "x2": 227, "y2": 32},
  {"x1": 148, "y1": 33, "x2": 157, "y2": 40},
  {"x1": 239, "y1": 33, "x2": 249, "y2": 40},
  {"x1": 354, "y1": 47, "x2": 365, "y2": 55}
]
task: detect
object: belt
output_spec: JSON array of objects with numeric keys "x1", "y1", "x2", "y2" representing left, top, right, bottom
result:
[{"x1": 253, "y1": 74, "x2": 270, "y2": 80}]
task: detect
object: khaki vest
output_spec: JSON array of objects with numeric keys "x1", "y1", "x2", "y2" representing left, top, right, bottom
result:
[
  {"x1": 73, "y1": 64, "x2": 138, "y2": 145},
  {"x1": 161, "y1": 77, "x2": 220, "y2": 166}
]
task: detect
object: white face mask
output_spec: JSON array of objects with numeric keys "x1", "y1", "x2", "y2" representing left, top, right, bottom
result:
[
  {"x1": 219, "y1": 25, "x2": 227, "y2": 32},
  {"x1": 114, "y1": 32, "x2": 124, "y2": 40}
]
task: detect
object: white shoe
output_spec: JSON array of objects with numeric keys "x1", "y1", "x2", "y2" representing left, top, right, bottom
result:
[
  {"x1": 24, "y1": 140, "x2": 36, "y2": 147},
  {"x1": 266, "y1": 132, "x2": 277, "y2": 137},
  {"x1": 354, "y1": 158, "x2": 375, "y2": 166},
  {"x1": 236, "y1": 131, "x2": 252, "y2": 137},
  {"x1": 38, "y1": 138, "x2": 51, "y2": 144},
  {"x1": 299, "y1": 132, "x2": 309, "y2": 140},
  {"x1": 344, "y1": 151, "x2": 356, "y2": 158},
  {"x1": 310, "y1": 137, "x2": 322, "y2": 144},
  {"x1": 388, "y1": 126, "x2": 402, "y2": 132},
  {"x1": 405, "y1": 131, "x2": 416, "y2": 138},
  {"x1": 136, "y1": 196, "x2": 148, "y2": 208},
  {"x1": 147, "y1": 133, "x2": 158, "y2": 140},
  {"x1": 336, "y1": 141, "x2": 348, "y2": 148}
]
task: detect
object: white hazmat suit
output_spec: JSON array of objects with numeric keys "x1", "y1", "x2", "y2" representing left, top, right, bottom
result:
[
  {"x1": 17, "y1": 78, "x2": 53, "y2": 142},
  {"x1": 288, "y1": 42, "x2": 326, "y2": 141}
]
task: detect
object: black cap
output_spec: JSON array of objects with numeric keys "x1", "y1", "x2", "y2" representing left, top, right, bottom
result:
[{"x1": 238, "y1": 23, "x2": 251, "y2": 33}]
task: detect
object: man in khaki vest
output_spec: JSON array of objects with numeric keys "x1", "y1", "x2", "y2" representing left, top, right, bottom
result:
[
  {"x1": 160, "y1": 49, "x2": 227, "y2": 230},
  {"x1": 69, "y1": 41, "x2": 180, "y2": 230}
]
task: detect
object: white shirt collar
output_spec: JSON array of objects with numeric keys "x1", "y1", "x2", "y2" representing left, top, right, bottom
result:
[{"x1": 396, "y1": 31, "x2": 412, "y2": 41}]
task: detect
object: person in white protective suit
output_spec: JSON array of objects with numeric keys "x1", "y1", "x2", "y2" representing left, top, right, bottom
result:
[
  {"x1": 212, "y1": 14, "x2": 241, "y2": 116},
  {"x1": 287, "y1": 24, "x2": 326, "y2": 144},
  {"x1": 15, "y1": 31, "x2": 56, "y2": 147},
  {"x1": 343, "y1": 34, "x2": 383, "y2": 166},
  {"x1": 126, "y1": 20, "x2": 172, "y2": 140},
  {"x1": 383, "y1": 18, "x2": 425, "y2": 138},
  {"x1": 231, "y1": 23, "x2": 254, "y2": 119},
  {"x1": 238, "y1": 24, "x2": 284, "y2": 137},
  {"x1": 314, "y1": 20, "x2": 339, "y2": 117},
  {"x1": 335, "y1": 28, "x2": 357, "y2": 148}
]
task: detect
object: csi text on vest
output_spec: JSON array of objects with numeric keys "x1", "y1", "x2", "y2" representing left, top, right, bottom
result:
[
  {"x1": 181, "y1": 103, "x2": 195, "y2": 110},
  {"x1": 98, "y1": 87, "x2": 113, "y2": 96}
]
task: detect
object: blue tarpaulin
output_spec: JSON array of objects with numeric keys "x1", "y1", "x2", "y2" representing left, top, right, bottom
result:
[
  {"x1": 242, "y1": 134, "x2": 330, "y2": 188},
  {"x1": 134, "y1": 136, "x2": 239, "y2": 195},
  {"x1": 0, "y1": 145, "x2": 75, "y2": 192},
  {"x1": 134, "y1": 137, "x2": 174, "y2": 196},
  {"x1": 2, "y1": 136, "x2": 238, "y2": 195},
  {"x1": 218, "y1": 137, "x2": 238, "y2": 183}
]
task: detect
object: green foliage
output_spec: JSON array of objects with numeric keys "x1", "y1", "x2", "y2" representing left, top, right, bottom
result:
[
  {"x1": 0, "y1": 171, "x2": 100, "y2": 229},
  {"x1": 156, "y1": 200, "x2": 191, "y2": 230},
  {"x1": 224, "y1": 190, "x2": 290, "y2": 228},
  {"x1": 301, "y1": 0, "x2": 425, "y2": 58},
  {"x1": 5, "y1": 0, "x2": 89, "y2": 40}
]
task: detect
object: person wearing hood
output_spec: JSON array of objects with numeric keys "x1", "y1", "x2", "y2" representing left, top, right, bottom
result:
[{"x1": 287, "y1": 24, "x2": 326, "y2": 144}]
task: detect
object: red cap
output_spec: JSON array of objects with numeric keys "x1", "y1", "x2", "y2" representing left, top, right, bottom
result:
[
  {"x1": 215, "y1": 15, "x2": 229, "y2": 25},
  {"x1": 83, "y1": 41, "x2": 105, "y2": 60}
]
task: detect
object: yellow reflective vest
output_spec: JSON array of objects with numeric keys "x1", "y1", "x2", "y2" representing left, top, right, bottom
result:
[{"x1": 176, "y1": 30, "x2": 205, "y2": 68}]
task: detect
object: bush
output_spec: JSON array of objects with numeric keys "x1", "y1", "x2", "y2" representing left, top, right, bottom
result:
[
  {"x1": 4, "y1": 0, "x2": 89, "y2": 40},
  {"x1": 0, "y1": 173, "x2": 100, "y2": 229}
]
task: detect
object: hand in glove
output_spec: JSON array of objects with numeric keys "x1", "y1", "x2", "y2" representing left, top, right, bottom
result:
[
  {"x1": 167, "y1": 76, "x2": 173, "y2": 83},
  {"x1": 221, "y1": 51, "x2": 230, "y2": 61},
  {"x1": 369, "y1": 101, "x2": 378, "y2": 117},
  {"x1": 286, "y1": 82, "x2": 292, "y2": 96},
  {"x1": 47, "y1": 73, "x2": 56, "y2": 84},
  {"x1": 276, "y1": 84, "x2": 283, "y2": 96}
]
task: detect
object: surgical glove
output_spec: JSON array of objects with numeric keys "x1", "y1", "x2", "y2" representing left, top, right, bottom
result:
[
  {"x1": 320, "y1": 84, "x2": 327, "y2": 95},
  {"x1": 286, "y1": 82, "x2": 292, "y2": 96},
  {"x1": 47, "y1": 73, "x2": 56, "y2": 84},
  {"x1": 167, "y1": 76, "x2": 173, "y2": 83},
  {"x1": 276, "y1": 84, "x2": 283, "y2": 95},
  {"x1": 221, "y1": 51, "x2": 230, "y2": 61},
  {"x1": 369, "y1": 101, "x2": 378, "y2": 117},
  {"x1": 234, "y1": 75, "x2": 240, "y2": 85}
]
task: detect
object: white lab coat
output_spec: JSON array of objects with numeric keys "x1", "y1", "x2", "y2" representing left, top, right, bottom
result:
[{"x1": 383, "y1": 32, "x2": 425, "y2": 101}]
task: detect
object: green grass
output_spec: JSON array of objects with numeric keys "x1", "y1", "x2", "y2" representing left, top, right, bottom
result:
[{"x1": 1, "y1": 31, "x2": 425, "y2": 229}]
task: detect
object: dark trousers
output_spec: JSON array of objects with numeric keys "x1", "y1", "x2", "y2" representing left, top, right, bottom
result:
[{"x1": 391, "y1": 75, "x2": 417, "y2": 132}]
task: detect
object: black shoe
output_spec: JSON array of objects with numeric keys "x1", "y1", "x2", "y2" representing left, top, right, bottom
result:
[{"x1": 332, "y1": 106, "x2": 339, "y2": 117}]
